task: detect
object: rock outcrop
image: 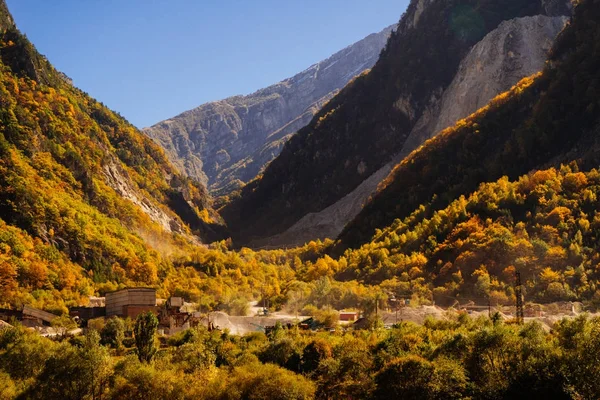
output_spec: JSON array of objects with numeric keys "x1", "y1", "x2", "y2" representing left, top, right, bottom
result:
[
  {"x1": 402, "y1": 14, "x2": 568, "y2": 157},
  {"x1": 144, "y1": 25, "x2": 395, "y2": 196},
  {"x1": 102, "y1": 161, "x2": 184, "y2": 234},
  {"x1": 254, "y1": 14, "x2": 568, "y2": 248}
]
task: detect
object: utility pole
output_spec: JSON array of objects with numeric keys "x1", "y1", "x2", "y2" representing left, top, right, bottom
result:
[
  {"x1": 389, "y1": 296, "x2": 398, "y2": 323},
  {"x1": 515, "y1": 271, "x2": 524, "y2": 324}
]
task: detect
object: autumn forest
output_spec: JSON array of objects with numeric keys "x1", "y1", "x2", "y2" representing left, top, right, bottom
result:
[{"x1": 2, "y1": 0, "x2": 600, "y2": 398}]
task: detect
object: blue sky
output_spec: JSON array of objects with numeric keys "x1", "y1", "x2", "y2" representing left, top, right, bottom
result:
[{"x1": 6, "y1": 1, "x2": 409, "y2": 128}]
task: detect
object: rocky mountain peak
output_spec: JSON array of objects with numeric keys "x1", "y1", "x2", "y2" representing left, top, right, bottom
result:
[{"x1": 144, "y1": 25, "x2": 395, "y2": 196}]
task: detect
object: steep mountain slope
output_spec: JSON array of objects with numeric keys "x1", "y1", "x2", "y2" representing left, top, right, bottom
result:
[
  {"x1": 0, "y1": 1, "x2": 224, "y2": 306},
  {"x1": 144, "y1": 25, "x2": 394, "y2": 196},
  {"x1": 400, "y1": 14, "x2": 568, "y2": 157},
  {"x1": 336, "y1": 166, "x2": 600, "y2": 304},
  {"x1": 222, "y1": 0, "x2": 569, "y2": 246},
  {"x1": 339, "y1": 0, "x2": 600, "y2": 250},
  {"x1": 257, "y1": 13, "x2": 568, "y2": 248}
]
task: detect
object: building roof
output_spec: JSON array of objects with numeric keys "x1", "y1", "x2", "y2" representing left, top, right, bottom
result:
[
  {"x1": 0, "y1": 320, "x2": 12, "y2": 329},
  {"x1": 106, "y1": 287, "x2": 156, "y2": 295},
  {"x1": 23, "y1": 305, "x2": 58, "y2": 323}
]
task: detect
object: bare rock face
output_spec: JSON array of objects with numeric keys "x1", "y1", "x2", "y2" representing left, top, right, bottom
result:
[
  {"x1": 144, "y1": 25, "x2": 395, "y2": 196},
  {"x1": 103, "y1": 161, "x2": 184, "y2": 234},
  {"x1": 256, "y1": 14, "x2": 568, "y2": 248},
  {"x1": 402, "y1": 14, "x2": 568, "y2": 157}
]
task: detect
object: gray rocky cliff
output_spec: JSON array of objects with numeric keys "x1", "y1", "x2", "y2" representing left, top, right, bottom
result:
[
  {"x1": 144, "y1": 25, "x2": 395, "y2": 196},
  {"x1": 252, "y1": 14, "x2": 568, "y2": 248},
  {"x1": 402, "y1": 14, "x2": 568, "y2": 157}
]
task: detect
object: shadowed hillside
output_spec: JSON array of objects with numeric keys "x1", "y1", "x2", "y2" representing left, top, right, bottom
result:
[{"x1": 339, "y1": 0, "x2": 600, "y2": 250}]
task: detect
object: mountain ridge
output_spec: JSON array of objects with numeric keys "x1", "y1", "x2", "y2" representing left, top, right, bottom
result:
[
  {"x1": 222, "y1": 0, "x2": 562, "y2": 246},
  {"x1": 144, "y1": 25, "x2": 395, "y2": 196}
]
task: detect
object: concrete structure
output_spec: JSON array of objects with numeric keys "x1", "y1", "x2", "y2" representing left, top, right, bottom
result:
[
  {"x1": 167, "y1": 297, "x2": 184, "y2": 308},
  {"x1": 105, "y1": 288, "x2": 157, "y2": 318},
  {"x1": 122, "y1": 305, "x2": 159, "y2": 319},
  {"x1": 1, "y1": 307, "x2": 59, "y2": 328}
]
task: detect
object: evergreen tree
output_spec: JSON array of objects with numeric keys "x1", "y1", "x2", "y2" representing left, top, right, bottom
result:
[{"x1": 134, "y1": 312, "x2": 158, "y2": 363}]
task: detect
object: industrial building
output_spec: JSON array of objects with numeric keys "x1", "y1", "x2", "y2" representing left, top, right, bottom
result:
[{"x1": 105, "y1": 287, "x2": 157, "y2": 318}]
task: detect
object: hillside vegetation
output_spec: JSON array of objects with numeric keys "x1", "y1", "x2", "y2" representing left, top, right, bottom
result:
[
  {"x1": 0, "y1": 4, "x2": 227, "y2": 310},
  {"x1": 340, "y1": 0, "x2": 599, "y2": 249},
  {"x1": 335, "y1": 166, "x2": 600, "y2": 306},
  {"x1": 3, "y1": 312, "x2": 600, "y2": 399},
  {"x1": 222, "y1": 0, "x2": 554, "y2": 245}
]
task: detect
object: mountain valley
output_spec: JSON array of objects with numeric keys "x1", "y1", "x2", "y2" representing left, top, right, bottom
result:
[{"x1": 3, "y1": 0, "x2": 600, "y2": 397}]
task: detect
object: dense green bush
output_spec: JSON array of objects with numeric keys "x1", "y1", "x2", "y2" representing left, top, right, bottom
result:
[{"x1": 2, "y1": 313, "x2": 600, "y2": 399}]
